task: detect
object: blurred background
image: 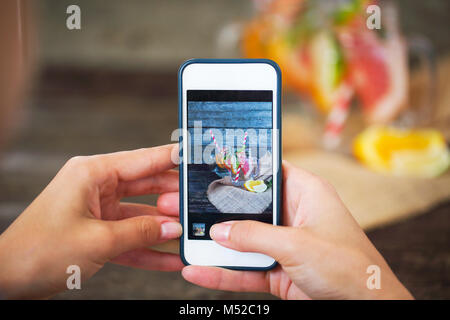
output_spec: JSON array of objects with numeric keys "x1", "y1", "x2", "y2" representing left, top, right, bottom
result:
[{"x1": 0, "y1": 0, "x2": 449, "y2": 299}]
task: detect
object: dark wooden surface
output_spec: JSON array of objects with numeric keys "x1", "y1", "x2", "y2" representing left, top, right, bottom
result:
[
  {"x1": 0, "y1": 67, "x2": 448, "y2": 299},
  {"x1": 367, "y1": 202, "x2": 450, "y2": 299},
  {"x1": 188, "y1": 164, "x2": 219, "y2": 214},
  {"x1": 188, "y1": 101, "x2": 272, "y2": 128}
]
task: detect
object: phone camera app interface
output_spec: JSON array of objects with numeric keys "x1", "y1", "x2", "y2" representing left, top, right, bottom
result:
[{"x1": 186, "y1": 90, "x2": 273, "y2": 240}]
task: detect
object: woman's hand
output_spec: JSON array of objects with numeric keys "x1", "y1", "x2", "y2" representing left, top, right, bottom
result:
[
  {"x1": 172, "y1": 161, "x2": 413, "y2": 300},
  {"x1": 0, "y1": 144, "x2": 183, "y2": 299}
]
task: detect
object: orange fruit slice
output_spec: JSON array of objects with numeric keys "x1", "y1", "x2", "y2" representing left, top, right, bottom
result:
[
  {"x1": 244, "y1": 180, "x2": 267, "y2": 193},
  {"x1": 215, "y1": 153, "x2": 225, "y2": 169},
  {"x1": 353, "y1": 126, "x2": 450, "y2": 177}
]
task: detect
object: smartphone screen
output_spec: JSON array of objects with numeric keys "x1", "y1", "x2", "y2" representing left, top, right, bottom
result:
[{"x1": 186, "y1": 90, "x2": 273, "y2": 240}]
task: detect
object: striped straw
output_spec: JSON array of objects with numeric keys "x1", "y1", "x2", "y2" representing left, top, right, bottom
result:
[
  {"x1": 234, "y1": 165, "x2": 241, "y2": 182},
  {"x1": 323, "y1": 84, "x2": 353, "y2": 150},
  {"x1": 242, "y1": 131, "x2": 248, "y2": 149},
  {"x1": 210, "y1": 129, "x2": 221, "y2": 151},
  {"x1": 234, "y1": 131, "x2": 248, "y2": 182}
]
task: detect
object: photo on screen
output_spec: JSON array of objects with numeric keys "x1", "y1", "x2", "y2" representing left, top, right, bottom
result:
[{"x1": 187, "y1": 90, "x2": 273, "y2": 240}]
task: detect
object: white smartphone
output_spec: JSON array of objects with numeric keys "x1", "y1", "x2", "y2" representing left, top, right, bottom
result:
[{"x1": 178, "y1": 59, "x2": 281, "y2": 270}]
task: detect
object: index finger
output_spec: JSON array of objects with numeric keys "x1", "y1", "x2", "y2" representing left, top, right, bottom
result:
[{"x1": 100, "y1": 144, "x2": 179, "y2": 181}]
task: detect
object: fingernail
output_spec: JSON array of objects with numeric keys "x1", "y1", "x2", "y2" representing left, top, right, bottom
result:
[
  {"x1": 210, "y1": 223, "x2": 231, "y2": 242},
  {"x1": 160, "y1": 222, "x2": 182, "y2": 240}
]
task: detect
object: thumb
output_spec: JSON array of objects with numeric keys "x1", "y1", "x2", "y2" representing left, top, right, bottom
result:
[
  {"x1": 106, "y1": 216, "x2": 182, "y2": 257},
  {"x1": 210, "y1": 220, "x2": 311, "y2": 265}
]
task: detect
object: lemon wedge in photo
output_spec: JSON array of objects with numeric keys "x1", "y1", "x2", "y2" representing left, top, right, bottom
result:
[
  {"x1": 244, "y1": 180, "x2": 267, "y2": 193},
  {"x1": 353, "y1": 126, "x2": 450, "y2": 178}
]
